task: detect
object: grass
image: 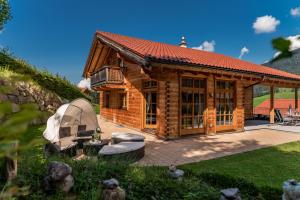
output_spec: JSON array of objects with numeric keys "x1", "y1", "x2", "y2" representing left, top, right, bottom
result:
[
  {"x1": 253, "y1": 91, "x2": 295, "y2": 107},
  {"x1": 7, "y1": 126, "x2": 219, "y2": 200},
  {"x1": 4, "y1": 125, "x2": 300, "y2": 199},
  {"x1": 182, "y1": 141, "x2": 300, "y2": 190},
  {"x1": 0, "y1": 51, "x2": 90, "y2": 101}
]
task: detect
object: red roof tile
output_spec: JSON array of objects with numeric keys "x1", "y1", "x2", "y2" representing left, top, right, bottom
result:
[{"x1": 96, "y1": 31, "x2": 300, "y2": 81}]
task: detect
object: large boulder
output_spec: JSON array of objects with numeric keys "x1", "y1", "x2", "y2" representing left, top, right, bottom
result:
[{"x1": 43, "y1": 161, "x2": 74, "y2": 193}]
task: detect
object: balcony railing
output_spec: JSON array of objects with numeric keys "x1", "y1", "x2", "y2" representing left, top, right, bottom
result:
[{"x1": 91, "y1": 66, "x2": 124, "y2": 86}]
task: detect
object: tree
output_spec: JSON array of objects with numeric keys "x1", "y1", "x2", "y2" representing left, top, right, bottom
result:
[
  {"x1": 0, "y1": 0, "x2": 11, "y2": 30},
  {"x1": 271, "y1": 37, "x2": 292, "y2": 62}
]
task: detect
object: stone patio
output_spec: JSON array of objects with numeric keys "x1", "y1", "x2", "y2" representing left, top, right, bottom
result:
[{"x1": 98, "y1": 116, "x2": 300, "y2": 166}]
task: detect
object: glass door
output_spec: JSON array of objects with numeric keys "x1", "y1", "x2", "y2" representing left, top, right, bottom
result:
[
  {"x1": 215, "y1": 80, "x2": 235, "y2": 131},
  {"x1": 143, "y1": 80, "x2": 158, "y2": 129},
  {"x1": 181, "y1": 77, "x2": 206, "y2": 135},
  {"x1": 145, "y1": 91, "x2": 157, "y2": 127}
]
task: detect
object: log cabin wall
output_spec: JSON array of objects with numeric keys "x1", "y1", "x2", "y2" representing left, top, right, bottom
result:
[
  {"x1": 244, "y1": 86, "x2": 254, "y2": 120},
  {"x1": 235, "y1": 80, "x2": 245, "y2": 131},
  {"x1": 99, "y1": 61, "x2": 149, "y2": 130}
]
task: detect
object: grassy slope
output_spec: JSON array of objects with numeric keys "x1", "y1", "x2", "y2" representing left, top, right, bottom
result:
[
  {"x1": 182, "y1": 141, "x2": 300, "y2": 189},
  {"x1": 0, "y1": 51, "x2": 89, "y2": 101},
  {"x1": 253, "y1": 91, "x2": 295, "y2": 107}
]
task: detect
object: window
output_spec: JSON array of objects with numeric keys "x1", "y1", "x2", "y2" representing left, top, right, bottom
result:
[
  {"x1": 215, "y1": 80, "x2": 235, "y2": 126},
  {"x1": 143, "y1": 80, "x2": 158, "y2": 127},
  {"x1": 119, "y1": 92, "x2": 127, "y2": 109},
  {"x1": 143, "y1": 80, "x2": 157, "y2": 89},
  {"x1": 104, "y1": 92, "x2": 110, "y2": 108},
  {"x1": 181, "y1": 78, "x2": 206, "y2": 130}
]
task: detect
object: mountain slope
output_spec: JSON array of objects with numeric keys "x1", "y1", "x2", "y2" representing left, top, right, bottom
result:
[{"x1": 264, "y1": 48, "x2": 300, "y2": 75}]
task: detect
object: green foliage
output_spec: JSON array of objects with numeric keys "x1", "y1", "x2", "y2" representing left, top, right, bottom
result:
[
  {"x1": 0, "y1": 51, "x2": 90, "y2": 101},
  {"x1": 194, "y1": 172, "x2": 280, "y2": 200},
  {"x1": 271, "y1": 37, "x2": 292, "y2": 62},
  {"x1": 0, "y1": 0, "x2": 11, "y2": 30}
]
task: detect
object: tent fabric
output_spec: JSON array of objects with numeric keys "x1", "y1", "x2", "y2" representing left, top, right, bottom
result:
[{"x1": 43, "y1": 98, "x2": 99, "y2": 143}]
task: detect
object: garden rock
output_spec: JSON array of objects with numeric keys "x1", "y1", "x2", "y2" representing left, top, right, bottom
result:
[
  {"x1": 102, "y1": 178, "x2": 119, "y2": 189},
  {"x1": 43, "y1": 161, "x2": 74, "y2": 193},
  {"x1": 168, "y1": 165, "x2": 184, "y2": 179},
  {"x1": 48, "y1": 161, "x2": 72, "y2": 181},
  {"x1": 102, "y1": 178, "x2": 125, "y2": 200},
  {"x1": 102, "y1": 186, "x2": 126, "y2": 200},
  {"x1": 282, "y1": 179, "x2": 300, "y2": 200},
  {"x1": 220, "y1": 188, "x2": 241, "y2": 200}
]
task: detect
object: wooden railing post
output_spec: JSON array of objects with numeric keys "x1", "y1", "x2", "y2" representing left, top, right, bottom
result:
[{"x1": 270, "y1": 86, "x2": 275, "y2": 124}]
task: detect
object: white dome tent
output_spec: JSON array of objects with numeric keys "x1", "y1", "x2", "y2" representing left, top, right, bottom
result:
[{"x1": 43, "y1": 98, "x2": 99, "y2": 148}]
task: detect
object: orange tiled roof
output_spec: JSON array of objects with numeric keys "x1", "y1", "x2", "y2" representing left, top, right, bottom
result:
[{"x1": 96, "y1": 31, "x2": 300, "y2": 81}]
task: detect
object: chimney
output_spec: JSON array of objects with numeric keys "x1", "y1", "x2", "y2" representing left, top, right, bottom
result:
[{"x1": 179, "y1": 36, "x2": 187, "y2": 48}]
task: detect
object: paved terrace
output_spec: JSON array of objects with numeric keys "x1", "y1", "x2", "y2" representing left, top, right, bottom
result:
[{"x1": 98, "y1": 116, "x2": 300, "y2": 166}]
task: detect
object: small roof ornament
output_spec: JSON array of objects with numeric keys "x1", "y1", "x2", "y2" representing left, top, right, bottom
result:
[{"x1": 180, "y1": 36, "x2": 187, "y2": 48}]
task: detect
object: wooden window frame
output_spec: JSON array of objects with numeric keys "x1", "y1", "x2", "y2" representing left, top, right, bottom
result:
[
  {"x1": 215, "y1": 79, "x2": 236, "y2": 131},
  {"x1": 180, "y1": 76, "x2": 206, "y2": 135},
  {"x1": 119, "y1": 92, "x2": 128, "y2": 110},
  {"x1": 142, "y1": 80, "x2": 158, "y2": 129}
]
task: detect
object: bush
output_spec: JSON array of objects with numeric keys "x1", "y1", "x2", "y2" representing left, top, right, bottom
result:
[
  {"x1": 196, "y1": 172, "x2": 281, "y2": 200},
  {"x1": 0, "y1": 51, "x2": 90, "y2": 101}
]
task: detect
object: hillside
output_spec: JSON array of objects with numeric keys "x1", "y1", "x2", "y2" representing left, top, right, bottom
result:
[
  {"x1": 0, "y1": 51, "x2": 89, "y2": 101},
  {"x1": 0, "y1": 51, "x2": 90, "y2": 123},
  {"x1": 264, "y1": 48, "x2": 300, "y2": 75}
]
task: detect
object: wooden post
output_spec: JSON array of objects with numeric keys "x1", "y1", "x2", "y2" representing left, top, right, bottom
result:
[
  {"x1": 295, "y1": 88, "x2": 298, "y2": 111},
  {"x1": 270, "y1": 86, "x2": 275, "y2": 124}
]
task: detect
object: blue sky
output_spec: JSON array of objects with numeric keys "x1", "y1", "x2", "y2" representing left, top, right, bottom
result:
[{"x1": 1, "y1": 0, "x2": 300, "y2": 83}]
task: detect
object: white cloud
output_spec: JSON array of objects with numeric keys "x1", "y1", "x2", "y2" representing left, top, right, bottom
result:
[
  {"x1": 239, "y1": 47, "x2": 249, "y2": 59},
  {"x1": 273, "y1": 35, "x2": 300, "y2": 58},
  {"x1": 192, "y1": 40, "x2": 216, "y2": 52},
  {"x1": 77, "y1": 78, "x2": 91, "y2": 90},
  {"x1": 252, "y1": 15, "x2": 280, "y2": 34},
  {"x1": 291, "y1": 7, "x2": 300, "y2": 17},
  {"x1": 287, "y1": 35, "x2": 300, "y2": 51}
]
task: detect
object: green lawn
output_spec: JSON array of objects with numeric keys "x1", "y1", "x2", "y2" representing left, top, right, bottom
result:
[
  {"x1": 182, "y1": 141, "x2": 300, "y2": 190},
  {"x1": 4, "y1": 125, "x2": 300, "y2": 199},
  {"x1": 253, "y1": 91, "x2": 295, "y2": 107}
]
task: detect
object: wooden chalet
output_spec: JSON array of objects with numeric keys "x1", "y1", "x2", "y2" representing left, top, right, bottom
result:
[{"x1": 82, "y1": 31, "x2": 300, "y2": 138}]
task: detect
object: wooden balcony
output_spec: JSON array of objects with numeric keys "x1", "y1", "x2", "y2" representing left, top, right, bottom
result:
[{"x1": 91, "y1": 66, "x2": 124, "y2": 89}]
